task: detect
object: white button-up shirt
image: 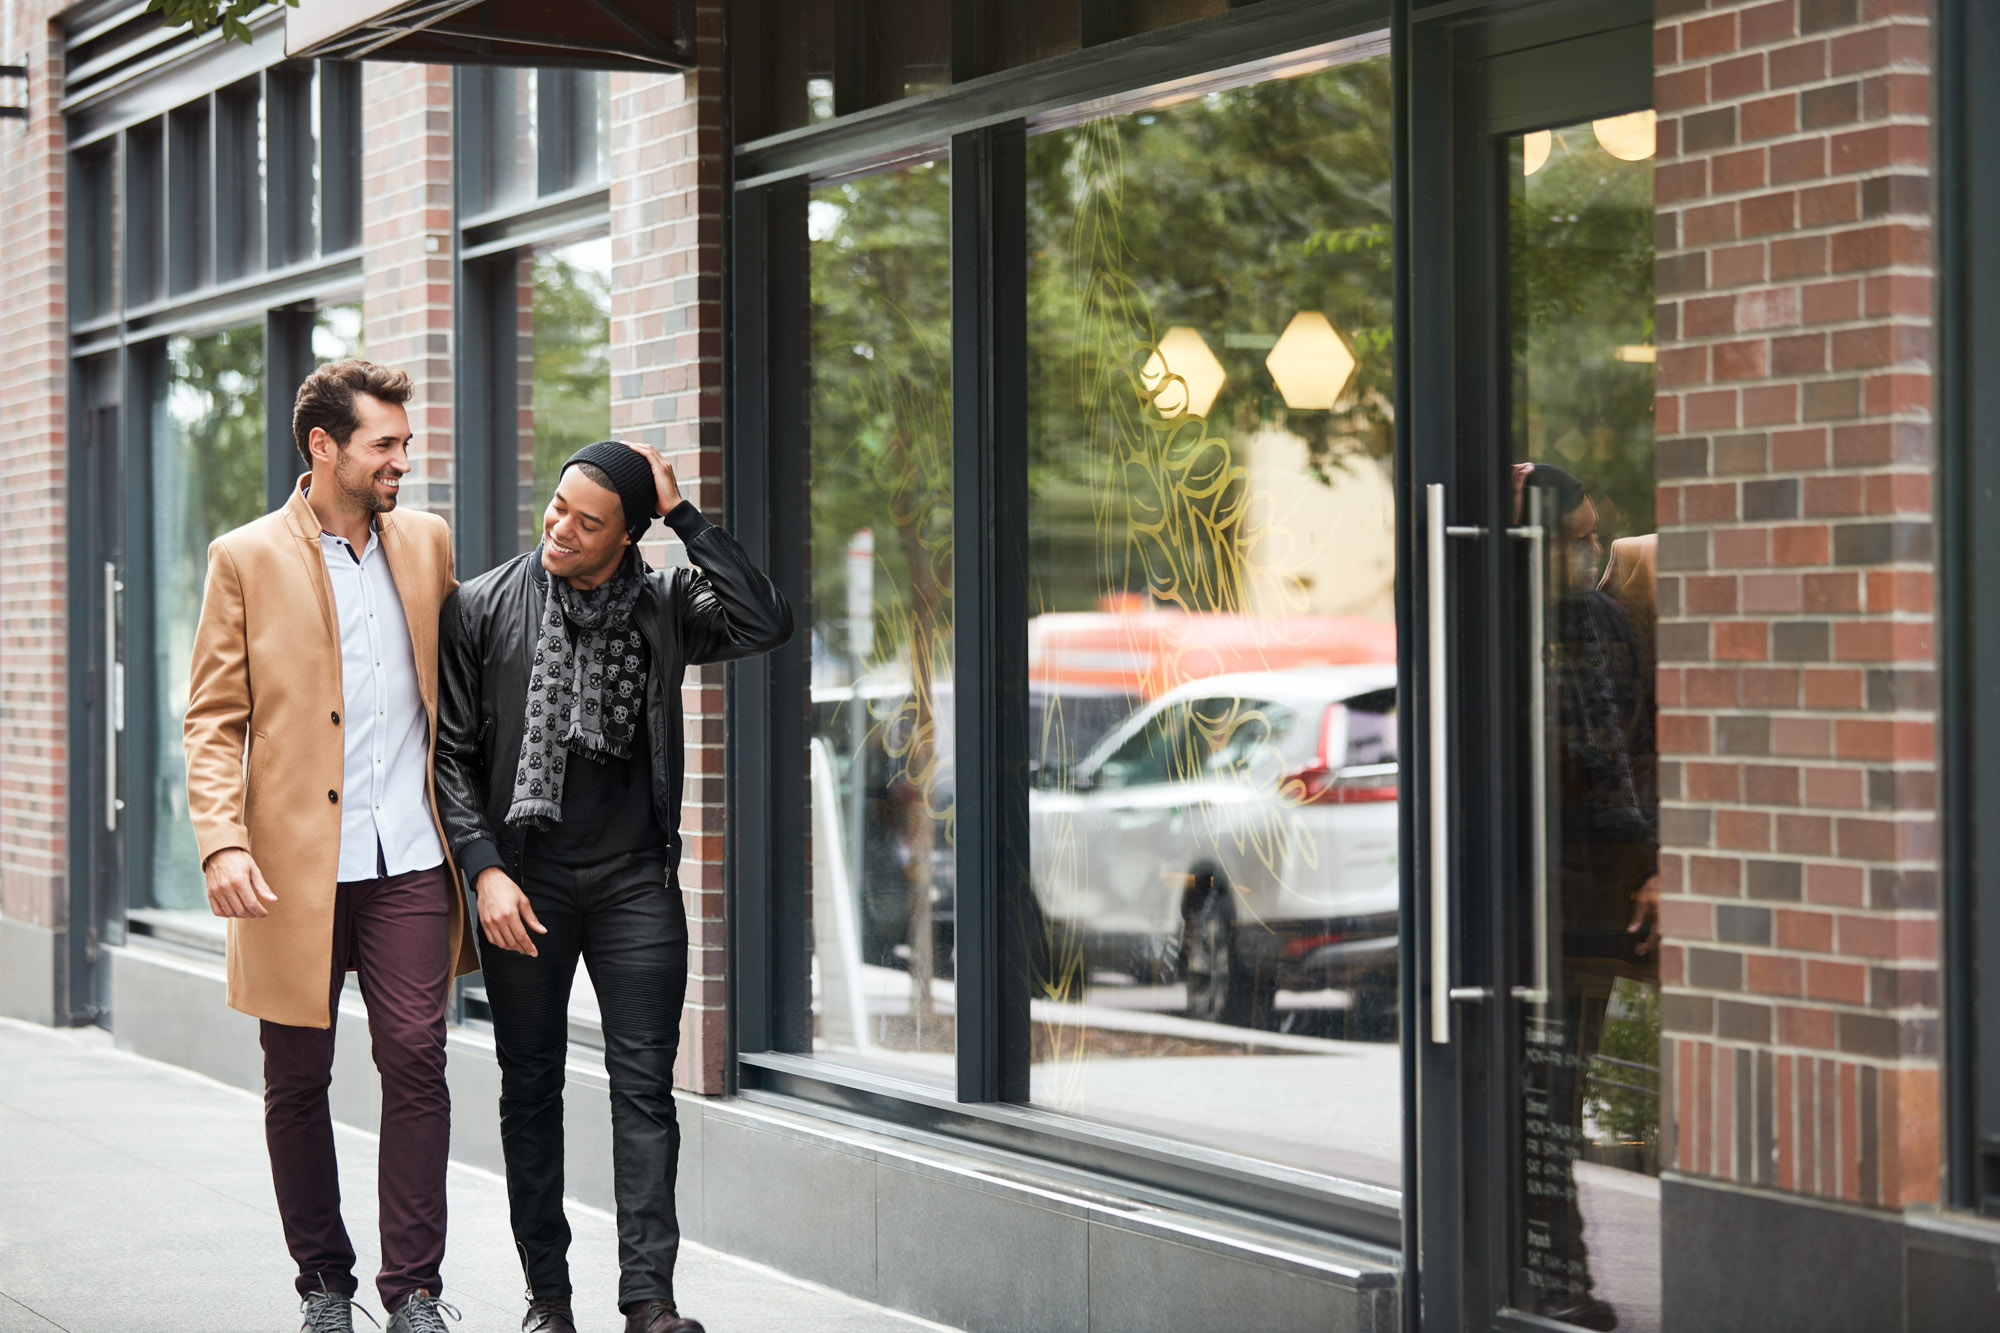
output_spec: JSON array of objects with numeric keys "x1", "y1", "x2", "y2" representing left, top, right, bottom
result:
[{"x1": 318, "y1": 521, "x2": 446, "y2": 882}]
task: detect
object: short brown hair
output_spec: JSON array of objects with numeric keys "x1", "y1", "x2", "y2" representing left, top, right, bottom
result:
[{"x1": 292, "y1": 360, "x2": 414, "y2": 465}]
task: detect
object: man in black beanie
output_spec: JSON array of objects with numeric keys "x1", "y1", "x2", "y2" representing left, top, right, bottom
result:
[{"x1": 435, "y1": 441, "x2": 792, "y2": 1333}]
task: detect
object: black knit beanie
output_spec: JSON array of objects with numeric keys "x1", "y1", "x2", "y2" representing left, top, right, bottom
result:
[{"x1": 562, "y1": 440, "x2": 657, "y2": 540}]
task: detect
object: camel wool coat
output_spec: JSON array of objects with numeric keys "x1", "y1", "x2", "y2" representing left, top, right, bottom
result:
[{"x1": 183, "y1": 477, "x2": 479, "y2": 1028}]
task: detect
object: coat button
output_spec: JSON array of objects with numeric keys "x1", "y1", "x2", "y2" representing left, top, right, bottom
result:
[
  {"x1": 328, "y1": 790, "x2": 339, "y2": 803},
  {"x1": 332, "y1": 710, "x2": 341, "y2": 725}
]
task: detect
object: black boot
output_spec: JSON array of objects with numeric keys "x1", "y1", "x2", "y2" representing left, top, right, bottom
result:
[
  {"x1": 523, "y1": 1293, "x2": 577, "y2": 1333},
  {"x1": 624, "y1": 1299, "x2": 706, "y2": 1333}
]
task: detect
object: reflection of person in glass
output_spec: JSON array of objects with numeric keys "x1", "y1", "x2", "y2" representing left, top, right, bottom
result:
[{"x1": 1515, "y1": 463, "x2": 1658, "y2": 1332}]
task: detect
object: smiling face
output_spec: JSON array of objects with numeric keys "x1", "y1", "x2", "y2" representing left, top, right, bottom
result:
[
  {"x1": 541, "y1": 465, "x2": 631, "y2": 589},
  {"x1": 312, "y1": 392, "x2": 412, "y2": 514}
]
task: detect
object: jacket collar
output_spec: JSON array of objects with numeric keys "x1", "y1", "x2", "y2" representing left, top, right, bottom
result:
[{"x1": 283, "y1": 473, "x2": 402, "y2": 545}]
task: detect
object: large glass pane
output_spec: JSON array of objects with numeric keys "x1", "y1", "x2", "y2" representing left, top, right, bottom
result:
[
  {"x1": 150, "y1": 326, "x2": 266, "y2": 910},
  {"x1": 1507, "y1": 115, "x2": 1660, "y2": 1332},
  {"x1": 1023, "y1": 51, "x2": 1400, "y2": 1178},
  {"x1": 480, "y1": 67, "x2": 541, "y2": 211},
  {"x1": 514, "y1": 238, "x2": 612, "y2": 554},
  {"x1": 806, "y1": 158, "x2": 953, "y2": 1083}
]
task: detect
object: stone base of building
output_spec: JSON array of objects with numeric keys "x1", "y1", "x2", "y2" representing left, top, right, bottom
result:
[
  {"x1": 0, "y1": 915, "x2": 62, "y2": 1026},
  {"x1": 103, "y1": 937, "x2": 1400, "y2": 1333},
  {"x1": 1662, "y1": 1172, "x2": 2000, "y2": 1333}
]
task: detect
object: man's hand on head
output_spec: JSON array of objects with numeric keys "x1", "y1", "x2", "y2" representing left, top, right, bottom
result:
[
  {"x1": 476, "y1": 867, "x2": 548, "y2": 958},
  {"x1": 623, "y1": 441, "x2": 684, "y2": 520},
  {"x1": 204, "y1": 847, "x2": 277, "y2": 919}
]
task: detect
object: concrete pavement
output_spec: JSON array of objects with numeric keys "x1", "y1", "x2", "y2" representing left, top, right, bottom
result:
[{"x1": 0, "y1": 1019, "x2": 958, "y2": 1333}]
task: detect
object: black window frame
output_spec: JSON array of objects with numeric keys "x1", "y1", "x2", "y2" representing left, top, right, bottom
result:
[
  {"x1": 724, "y1": 0, "x2": 1410, "y2": 1246},
  {"x1": 1937, "y1": 0, "x2": 2000, "y2": 1220}
]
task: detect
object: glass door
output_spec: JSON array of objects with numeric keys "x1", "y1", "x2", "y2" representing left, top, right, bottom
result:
[
  {"x1": 1499, "y1": 109, "x2": 1660, "y2": 1333},
  {"x1": 1406, "y1": 5, "x2": 1657, "y2": 1330}
]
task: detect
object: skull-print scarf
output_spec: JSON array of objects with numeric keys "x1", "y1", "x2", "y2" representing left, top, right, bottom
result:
[{"x1": 506, "y1": 545, "x2": 649, "y2": 830}]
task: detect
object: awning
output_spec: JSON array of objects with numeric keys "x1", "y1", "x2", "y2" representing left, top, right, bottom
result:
[{"x1": 285, "y1": 0, "x2": 695, "y2": 72}]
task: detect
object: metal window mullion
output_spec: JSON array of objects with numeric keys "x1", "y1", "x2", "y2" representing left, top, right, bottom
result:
[
  {"x1": 726, "y1": 181, "x2": 813, "y2": 1064},
  {"x1": 950, "y1": 122, "x2": 1028, "y2": 1105}
]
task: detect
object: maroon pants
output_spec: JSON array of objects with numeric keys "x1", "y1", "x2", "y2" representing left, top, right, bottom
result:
[{"x1": 259, "y1": 864, "x2": 454, "y2": 1310}]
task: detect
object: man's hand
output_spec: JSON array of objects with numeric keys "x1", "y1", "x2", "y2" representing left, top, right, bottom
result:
[
  {"x1": 204, "y1": 847, "x2": 276, "y2": 919},
  {"x1": 1627, "y1": 873, "x2": 1662, "y2": 956},
  {"x1": 623, "y1": 440, "x2": 684, "y2": 519},
  {"x1": 476, "y1": 868, "x2": 548, "y2": 958}
]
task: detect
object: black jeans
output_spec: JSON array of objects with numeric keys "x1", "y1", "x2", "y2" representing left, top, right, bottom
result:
[{"x1": 477, "y1": 852, "x2": 688, "y2": 1311}]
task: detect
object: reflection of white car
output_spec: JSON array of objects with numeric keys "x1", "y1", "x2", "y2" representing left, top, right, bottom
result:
[{"x1": 1029, "y1": 666, "x2": 1400, "y2": 1034}]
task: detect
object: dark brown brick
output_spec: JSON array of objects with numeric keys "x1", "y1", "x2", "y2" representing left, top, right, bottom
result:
[
  {"x1": 1658, "y1": 252, "x2": 1709, "y2": 296},
  {"x1": 1866, "y1": 667, "x2": 1936, "y2": 710},
  {"x1": 1664, "y1": 808, "x2": 1716, "y2": 847},
  {"x1": 1773, "y1": 621, "x2": 1832, "y2": 662},
  {"x1": 1802, "y1": 379, "x2": 1861, "y2": 422},
  {"x1": 1832, "y1": 520, "x2": 1931, "y2": 565},
  {"x1": 1747, "y1": 859, "x2": 1804, "y2": 902},
  {"x1": 1664, "y1": 991, "x2": 1717, "y2": 1036},
  {"x1": 1867, "y1": 867, "x2": 1937, "y2": 911},
  {"x1": 1689, "y1": 947, "x2": 1747, "y2": 991},
  {"x1": 1718, "y1": 715, "x2": 1774, "y2": 755},
  {"x1": 1684, "y1": 106, "x2": 1739, "y2": 154},
  {"x1": 1719, "y1": 998, "x2": 1774, "y2": 1043},
  {"x1": 1800, "y1": 81, "x2": 1860, "y2": 129},
  {"x1": 1717, "y1": 904, "x2": 1774, "y2": 945},
  {"x1": 1799, "y1": 0, "x2": 1860, "y2": 34},
  {"x1": 1861, "y1": 173, "x2": 1929, "y2": 219},
  {"x1": 1743, "y1": 478, "x2": 1800, "y2": 519}
]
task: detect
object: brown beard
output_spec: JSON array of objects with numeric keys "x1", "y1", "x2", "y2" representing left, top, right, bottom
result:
[{"x1": 334, "y1": 447, "x2": 399, "y2": 513}]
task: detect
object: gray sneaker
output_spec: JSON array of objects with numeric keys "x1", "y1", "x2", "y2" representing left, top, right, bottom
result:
[
  {"x1": 386, "y1": 1291, "x2": 460, "y2": 1333},
  {"x1": 300, "y1": 1291, "x2": 358, "y2": 1333}
]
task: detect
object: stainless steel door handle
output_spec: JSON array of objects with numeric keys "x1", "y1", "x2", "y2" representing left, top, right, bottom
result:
[
  {"x1": 1508, "y1": 491, "x2": 1550, "y2": 1008},
  {"x1": 1427, "y1": 485, "x2": 1488, "y2": 1043},
  {"x1": 104, "y1": 561, "x2": 125, "y2": 833}
]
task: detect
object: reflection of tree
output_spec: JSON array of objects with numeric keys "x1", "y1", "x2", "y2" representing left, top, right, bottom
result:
[
  {"x1": 531, "y1": 251, "x2": 613, "y2": 502},
  {"x1": 810, "y1": 164, "x2": 954, "y2": 1030},
  {"x1": 1512, "y1": 127, "x2": 1656, "y2": 546},
  {"x1": 1027, "y1": 60, "x2": 1398, "y2": 611},
  {"x1": 155, "y1": 326, "x2": 265, "y2": 911},
  {"x1": 168, "y1": 329, "x2": 267, "y2": 538}
]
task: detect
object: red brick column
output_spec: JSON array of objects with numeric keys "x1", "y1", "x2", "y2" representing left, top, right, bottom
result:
[
  {"x1": 609, "y1": 3, "x2": 729, "y2": 1094},
  {"x1": 0, "y1": 1, "x2": 72, "y2": 940},
  {"x1": 360, "y1": 63, "x2": 456, "y2": 522},
  {"x1": 1653, "y1": 0, "x2": 1938, "y2": 1208}
]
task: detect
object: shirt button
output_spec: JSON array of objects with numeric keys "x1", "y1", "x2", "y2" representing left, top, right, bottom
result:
[
  {"x1": 328, "y1": 791, "x2": 339, "y2": 804},
  {"x1": 331, "y1": 711, "x2": 341, "y2": 725}
]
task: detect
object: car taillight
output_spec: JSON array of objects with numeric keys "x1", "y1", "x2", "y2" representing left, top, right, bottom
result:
[{"x1": 1280, "y1": 703, "x2": 1397, "y2": 804}]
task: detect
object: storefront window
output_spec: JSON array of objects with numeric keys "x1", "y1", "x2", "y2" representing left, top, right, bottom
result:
[
  {"x1": 514, "y1": 238, "x2": 613, "y2": 553},
  {"x1": 805, "y1": 158, "x2": 954, "y2": 1083},
  {"x1": 1022, "y1": 51, "x2": 1400, "y2": 1178},
  {"x1": 149, "y1": 324, "x2": 266, "y2": 910}
]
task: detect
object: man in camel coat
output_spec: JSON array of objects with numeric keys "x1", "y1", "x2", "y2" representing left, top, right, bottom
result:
[{"x1": 183, "y1": 359, "x2": 478, "y2": 1333}]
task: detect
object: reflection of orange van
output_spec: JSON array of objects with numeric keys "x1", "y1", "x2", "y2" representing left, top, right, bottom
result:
[{"x1": 1028, "y1": 609, "x2": 1397, "y2": 702}]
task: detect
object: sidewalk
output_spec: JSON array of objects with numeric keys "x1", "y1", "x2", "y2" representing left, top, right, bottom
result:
[{"x1": 0, "y1": 1019, "x2": 958, "y2": 1333}]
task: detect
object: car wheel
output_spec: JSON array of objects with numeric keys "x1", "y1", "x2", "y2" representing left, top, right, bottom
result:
[
  {"x1": 1183, "y1": 880, "x2": 1274, "y2": 1028},
  {"x1": 1348, "y1": 970, "x2": 1399, "y2": 1042}
]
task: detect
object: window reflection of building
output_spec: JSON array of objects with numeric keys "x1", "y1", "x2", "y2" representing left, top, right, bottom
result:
[{"x1": 1022, "y1": 50, "x2": 1403, "y2": 1180}]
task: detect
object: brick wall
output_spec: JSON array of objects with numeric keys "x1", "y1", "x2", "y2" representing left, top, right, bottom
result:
[
  {"x1": 360, "y1": 62, "x2": 456, "y2": 522},
  {"x1": 608, "y1": 0, "x2": 729, "y2": 1094},
  {"x1": 1652, "y1": 0, "x2": 1939, "y2": 1208},
  {"x1": 0, "y1": 0, "x2": 72, "y2": 930}
]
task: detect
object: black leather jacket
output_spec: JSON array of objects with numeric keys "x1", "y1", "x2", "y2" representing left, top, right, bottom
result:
[{"x1": 435, "y1": 505, "x2": 793, "y2": 885}]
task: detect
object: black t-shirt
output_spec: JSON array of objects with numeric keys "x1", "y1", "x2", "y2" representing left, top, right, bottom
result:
[{"x1": 524, "y1": 636, "x2": 663, "y2": 870}]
